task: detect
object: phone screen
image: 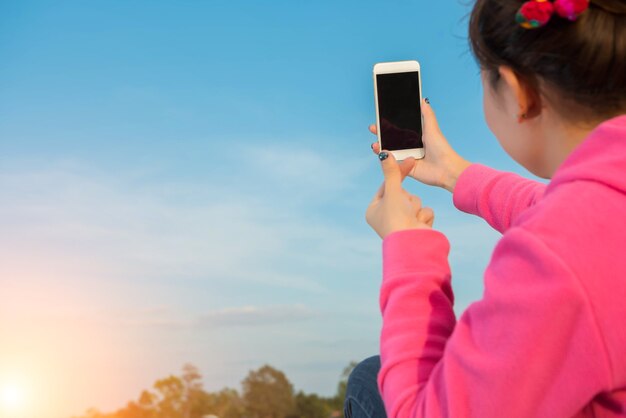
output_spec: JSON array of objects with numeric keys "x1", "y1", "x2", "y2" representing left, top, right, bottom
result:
[{"x1": 376, "y1": 71, "x2": 423, "y2": 151}]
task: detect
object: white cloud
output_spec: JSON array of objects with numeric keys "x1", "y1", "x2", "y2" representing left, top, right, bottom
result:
[
  {"x1": 196, "y1": 304, "x2": 315, "y2": 328},
  {"x1": 0, "y1": 147, "x2": 497, "y2": 413},
  {"x1": 237, "y1": 142, "x2": 368, "y2": 196},
  {"x1": 0, "y1": 149, "x2": 372, "y2": 297}
]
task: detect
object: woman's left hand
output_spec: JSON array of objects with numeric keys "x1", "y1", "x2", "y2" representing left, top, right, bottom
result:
[{"x1": 366, "y1": 151, "x2": 435, "y2": 239}]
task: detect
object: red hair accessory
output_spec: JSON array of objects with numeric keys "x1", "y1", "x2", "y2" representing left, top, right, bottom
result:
[
  {"x1": 516, "y1": 0, "x2": 589, "y2": 29},
  {"x1": 554, "y1": 0, "x2": 590, "y2": 20}
]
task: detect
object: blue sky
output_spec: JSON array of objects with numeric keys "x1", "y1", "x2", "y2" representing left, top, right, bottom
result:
[{"x1": 0, "y1": 1, "x2": 546, "y2": 417}]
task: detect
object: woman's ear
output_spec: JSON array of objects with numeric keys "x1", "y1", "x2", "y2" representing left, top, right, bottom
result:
[{"x1": 498, "y1": 66, "x2": 542, "y2": 122}]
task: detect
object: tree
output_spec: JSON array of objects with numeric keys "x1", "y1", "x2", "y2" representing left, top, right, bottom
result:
[
  {"x1": 111, "y1": 364, "x2": 209, "y2": 418},
  {"x1": 181, "y1": 363, "x2": 210, "y2": 418},
  {"x1": 111, "y1": 400, "x2": 155, "y2": 418},
  {"x1": 75, "y1": 408, "x2": 105, "y2": 418},
  {"x1": 74, "y1": 362, "x2": 357, "y2": 418},
  {"x1": 136, "y1": 390, "x2": 158, "y2": 416},
  {"x1": 153, "y1": 375, "x2": 186, "y2": 417},
  {"x1": 289, "y1": 391, "x2": 331, "y2": 418},
  {"x1": 242, "y1": 364, "x2": 296, "y2": 418},
  {"x1": 205, "y1": 388, "x2": 245, "y2": 418}
]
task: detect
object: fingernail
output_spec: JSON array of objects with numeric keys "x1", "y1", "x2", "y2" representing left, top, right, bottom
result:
[
  {"x1": 425, "y1": 97, "x2": 430, "y2": 104},
  {"x1": 370, "y1": 143, "x2": 374, "y2": 150},
  {"x1": 378, "y1": 152, "x2": 389, "y2": 161}
]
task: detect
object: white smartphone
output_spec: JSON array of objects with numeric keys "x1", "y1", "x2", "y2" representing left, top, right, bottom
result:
[{"x1": 373, "y1": 60, "x2": 425, "y2": 160}]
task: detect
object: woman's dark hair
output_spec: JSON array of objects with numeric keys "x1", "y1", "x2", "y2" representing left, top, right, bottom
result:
[{"x1": 469, "y1": 0, "x2": 626, "y2": 122}]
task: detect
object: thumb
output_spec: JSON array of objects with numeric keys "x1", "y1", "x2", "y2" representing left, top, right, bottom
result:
[
  {"x1": 398, "y1": 157, "x2": 416, "y2": 182},
  {"x1": 379, "y1": 151, "x2": 402, "y2": 193},
  {"x1": 421, "y1": 98, "x2": 441, "y2": 138},
  {"x1": 417, "y1": 206, "x2": 435, "y2": 227}
]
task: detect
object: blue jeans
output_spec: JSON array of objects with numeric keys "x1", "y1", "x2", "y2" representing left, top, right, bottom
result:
[{"x1": 344, "y1": 355, "x2": 387, "y2": 418}]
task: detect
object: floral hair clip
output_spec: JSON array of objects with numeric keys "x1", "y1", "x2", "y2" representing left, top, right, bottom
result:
[{"x1": 516, "y1": 0, "x2": 590, "y2": 29}]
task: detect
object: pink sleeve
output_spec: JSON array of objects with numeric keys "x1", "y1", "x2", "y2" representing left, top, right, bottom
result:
[
  {"x1": 378, "y1": 227, "x2": 610, "y2": 418},
  {"x1": 452, "y1": 163, "x2": 547, "y2": 233}
]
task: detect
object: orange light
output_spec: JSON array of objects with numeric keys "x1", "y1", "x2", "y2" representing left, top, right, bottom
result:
[{"x1": 0, "y1": 382, "x2": 26, "y2": 416}]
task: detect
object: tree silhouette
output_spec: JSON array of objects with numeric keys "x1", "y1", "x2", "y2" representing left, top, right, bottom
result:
[
  {"x1": 72, "y1": 361, "x2": 358, "y2": 418},
  {"x1": 181, "y1": 363, "x2": 209, "y2": 418},
  {"x1": 242, "y1": 364, "x2": 296, "y2": 418},
  {"x1": 289, "y1": 391, "x2": 331, "y2": 418},
  {"x1": 205, "y1": 388, "x2": 244, "y2": 418}
]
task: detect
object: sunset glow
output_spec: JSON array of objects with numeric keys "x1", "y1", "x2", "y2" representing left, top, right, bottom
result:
[
  {"x1": 0, "y1": 382, "x2": 26, "y2": 416},
  {"x1": 1, "y1": 1, "x2": 500, "y2": 416}
]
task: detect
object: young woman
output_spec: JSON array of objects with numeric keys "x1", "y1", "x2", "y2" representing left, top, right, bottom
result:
[{"x1": 345, "y1": 0, "x2": 626, "y2": 417}]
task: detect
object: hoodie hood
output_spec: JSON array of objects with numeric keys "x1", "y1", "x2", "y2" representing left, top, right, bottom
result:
[{"x1": 548, "y1": 114, "x2": 626, "y2": 195}]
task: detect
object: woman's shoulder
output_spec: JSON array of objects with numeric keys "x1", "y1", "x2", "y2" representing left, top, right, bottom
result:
[{"x1": 515, "y1": 177, "x2": 626, "y2": 255}]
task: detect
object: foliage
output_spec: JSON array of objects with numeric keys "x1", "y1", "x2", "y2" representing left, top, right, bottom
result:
[
  {"x1": 73, "y1": 361, "x2": 358, "y2": 418},
  {"x1": 242, "y1": 364, "x2": 295, "y2": 418},
  {"x1": 288, "y1": 391, "x2": 332, "y2": 418},
  {"x1": 205, "y1": 388, "x2": 245, "y2": 418}
]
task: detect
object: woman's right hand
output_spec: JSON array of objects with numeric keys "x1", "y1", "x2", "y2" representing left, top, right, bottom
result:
[{"x1": 370, "y1": 98, "x2": 472, "y2": 193}]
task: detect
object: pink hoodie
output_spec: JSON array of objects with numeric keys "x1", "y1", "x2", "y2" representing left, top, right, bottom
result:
[{"x1": 378, "y1": 114, "x2": 626, "y2": 417}]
